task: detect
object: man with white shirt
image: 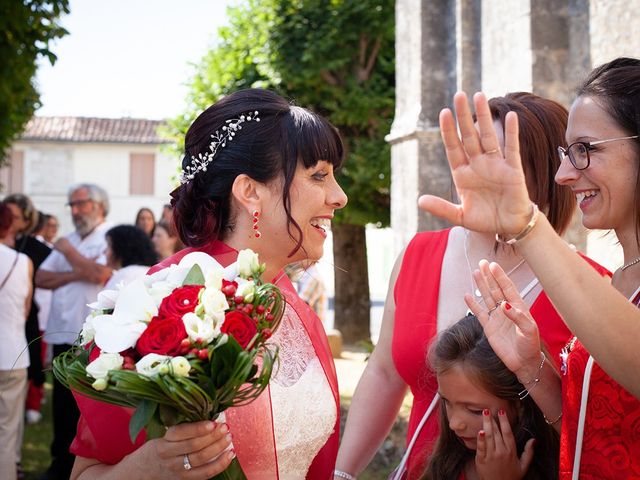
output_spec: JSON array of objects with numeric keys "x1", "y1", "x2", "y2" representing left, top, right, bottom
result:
[{"x1": 36, "y1": 184, "x2": 112, "y2": 480}]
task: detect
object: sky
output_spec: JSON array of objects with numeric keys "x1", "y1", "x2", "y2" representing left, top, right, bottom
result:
[{"x1": 35, "y1": 0, "x2": 238, "y2": 120}]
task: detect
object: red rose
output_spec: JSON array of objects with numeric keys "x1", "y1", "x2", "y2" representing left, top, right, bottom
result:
[
  {"x1": 136, "y1": 316, "x2": 188, "y2": 356},
  {"x1": 158, "y1": 285, "x2": 203, "y2": 318},
  {"x1": 221, "y1": 311, "x2": 258, "y2": 348}
]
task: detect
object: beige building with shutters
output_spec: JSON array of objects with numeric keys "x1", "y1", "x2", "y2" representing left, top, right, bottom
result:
[{"x1": 1, "y1": 116, "x2": 178, "y2": 234}]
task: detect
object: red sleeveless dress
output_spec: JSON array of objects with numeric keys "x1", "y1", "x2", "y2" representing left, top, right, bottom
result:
[
  {"x1": 559, "y1": 290, "x2": 640, "y2": 479},
  {"x1": 70, "y1": 240, "x2": 339, "y2": 479},
  {"x1": 392, "y1": 229, "x2": 609, "y2": 479}
]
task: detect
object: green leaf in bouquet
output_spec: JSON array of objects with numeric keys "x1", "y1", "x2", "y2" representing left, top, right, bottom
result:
[
  {"x1": 210, "y1": 337, "x2": 243, "y2": 388},
  {"x1": 182, "y1": 264, "x2": 205, "y2": 286},
  {"x1": 129, "y1": 399, "x2": 158, "y2": 443}
]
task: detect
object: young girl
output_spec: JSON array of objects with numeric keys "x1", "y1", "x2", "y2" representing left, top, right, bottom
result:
[{"x1": 423, "y1": 315, "x2": 559, "y2": 480}]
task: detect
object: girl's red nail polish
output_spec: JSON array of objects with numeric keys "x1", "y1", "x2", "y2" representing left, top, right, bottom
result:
[
  {"x1": 498, "y1": 409, "x2": 505, "y2": 416},
  {"x1": 483, "y1": 409, "x2": 490, "y2": 416},
  {"x1": 479, "y1": 430, "x2": 485, "y2": 438},
  {"x1": 505, "y1": 302, "x2": 512, "y2": 310}
]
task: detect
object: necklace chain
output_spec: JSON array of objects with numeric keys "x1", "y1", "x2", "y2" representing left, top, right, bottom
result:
[
  {"x1": 621, "y1": 256, "x2": 640, "y2": 271},
  {"x1": 463, "y1": 228, "x2": 526, "y2": 298}
]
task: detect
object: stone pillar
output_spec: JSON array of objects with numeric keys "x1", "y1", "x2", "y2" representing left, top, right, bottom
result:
[
  {"x1": 530, "y1": 0, "x2": 588, "y2": 251},
  {"x1": 457, "y1": 0, "x2": 482, "y2": 94},
  {"x1": 530, "y1": 0, "x2": 572, "y2": 105},
  {"x1": 387, "y1": 0, "x2": 457, "y2": 253}
]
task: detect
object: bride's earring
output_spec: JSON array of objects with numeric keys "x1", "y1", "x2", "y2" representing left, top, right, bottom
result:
[{"x1": 252, "y1": 210, "x2": 261, "y2": 238}]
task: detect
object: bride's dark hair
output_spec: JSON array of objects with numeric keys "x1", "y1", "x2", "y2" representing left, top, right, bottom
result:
[
  {"x1": 422, "y1": 315, "x2": 559, "y2": 480},
  {"x1": 171, "y1": 88, "x2": 344, "y2": 253}
]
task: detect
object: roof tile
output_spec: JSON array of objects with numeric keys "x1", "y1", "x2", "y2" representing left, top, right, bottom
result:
[{"x1": 20, "y1": 116, "x2": 170, "y2": 144}]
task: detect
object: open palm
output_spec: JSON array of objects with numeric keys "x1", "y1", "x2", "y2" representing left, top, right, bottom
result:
[{"x1": 418, "y1": 92, "x2": 532, "y2": 236}]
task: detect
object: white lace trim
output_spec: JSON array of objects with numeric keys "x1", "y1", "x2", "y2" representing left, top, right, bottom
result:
[{"x1": 270, "y1": 305, "x2": 336, "y2": 478}]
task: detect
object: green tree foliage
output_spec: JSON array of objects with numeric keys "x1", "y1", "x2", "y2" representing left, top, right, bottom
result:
[
  {"x1": 0, "y1": 0, "x2": 70, "y2": 164},
  {"x1": 168, "y1": 0, "x2": 394, "y2": 342}
]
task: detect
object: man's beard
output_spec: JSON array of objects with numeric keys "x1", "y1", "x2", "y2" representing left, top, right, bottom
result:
[{"x1": 73, "y1": 214, "x2": 101, "y2": 237}]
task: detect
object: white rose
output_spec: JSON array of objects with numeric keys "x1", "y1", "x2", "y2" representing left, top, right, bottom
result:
[
  {"x1": 86, "y1": 352, "x2": 124, "y2": 380},
  {"x1": 80, "y1": 314, "x2": 96, "y2": 346},
  {"x1": 182, "y1": 312, "x2": 219, "y2": 344},
  {"x1": 235, "y1": 280, "x2": 255, "y2": 303},
  {"x1": 170, "y1": 356, "x2": 191, "y2": 377},
  {"x1": 200, "y1": 288, "x2": 228, "y2": 323},
  {"x1": 205, "y1": 268, "x2": 223, "y2": 290},
  {"x1": 136, "y1": 353, "x2": 171, "y2": 377},
  {"x1": 237, "y1": 249, "x2": 260, "y2": 278}
]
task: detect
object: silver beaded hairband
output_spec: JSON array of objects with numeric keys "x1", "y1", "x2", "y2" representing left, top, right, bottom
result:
[{"x1": 179, "y1": 110, "x2": 260, "y2": 184}]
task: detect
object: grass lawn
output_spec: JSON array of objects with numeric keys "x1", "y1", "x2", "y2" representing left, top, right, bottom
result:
[{"x1": 22, "y1": 380, "x2": 53, "y2": 480}]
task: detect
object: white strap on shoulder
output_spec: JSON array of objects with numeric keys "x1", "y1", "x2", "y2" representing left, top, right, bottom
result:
[{"x1": 391, "y1": 393, "x2": 440, "y2": 480}]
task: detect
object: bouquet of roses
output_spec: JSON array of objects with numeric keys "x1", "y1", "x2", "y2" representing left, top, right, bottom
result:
[{"x1": 53, "y1": 249, "x2": 284, "y2": 479}]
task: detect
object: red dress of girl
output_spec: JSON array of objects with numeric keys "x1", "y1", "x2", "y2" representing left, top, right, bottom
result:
[
  {"x1": 558, "y1": 288, "x2": 640, "y2": 479},
  {"x1": 70, "y1": 240, "x2": 340, "y2": 479},
  {"x1": 392, "y1": 229, "x2": 608, "y2": 479}
]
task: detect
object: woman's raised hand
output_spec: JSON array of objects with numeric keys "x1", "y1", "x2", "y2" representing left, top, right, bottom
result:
[
  {"x1": 465, "y1": 260, "x2": 542, "y2": 378},
  {"x1": 418, "y1": 92, "x2": 532, "y2": 236},
  {"x1": 142, "y1": 420, "x2": 234, "y2": 479}
]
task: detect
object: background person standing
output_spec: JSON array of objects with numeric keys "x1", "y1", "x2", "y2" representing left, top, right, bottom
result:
[{"x1": 36, "y1": 184, "x2": 112, "y2": 480}]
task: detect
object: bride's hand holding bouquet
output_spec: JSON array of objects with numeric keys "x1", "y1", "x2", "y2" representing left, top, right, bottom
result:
[{"x1": 53, "y1": 249, "x2": 284, "y2": 479}]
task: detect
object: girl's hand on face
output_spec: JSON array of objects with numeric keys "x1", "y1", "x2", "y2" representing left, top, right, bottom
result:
[
  {"x1": 475, "y1": 409, "x2": 535, "y2": 480},
  {"x1": 418, "y1": 92, "x2": 533, "y2": 237},
  {"x1": 465, "y1": 260, "x2": 542, "y2": 376},
  {"x1": 140, "y1": 420, "x2": 234, "y2": 479}
]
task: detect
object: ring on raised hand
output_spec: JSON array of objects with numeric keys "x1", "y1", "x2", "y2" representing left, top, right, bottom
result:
[
  {"x1": 487, "y1": 301, "x2": 502, "y2": 316},
  {"x1": 183, "y1": 454, "x2": 192, "y2": 471},
  {"x1": 485, "y1": 148, "x2": 500, "y2": 155}
]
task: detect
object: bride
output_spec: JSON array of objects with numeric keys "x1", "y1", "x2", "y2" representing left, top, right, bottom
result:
[{"x1": 69, "y1": 88, "x2": 348, "y2": 480}]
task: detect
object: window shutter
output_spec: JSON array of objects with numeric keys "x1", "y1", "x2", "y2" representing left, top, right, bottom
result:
[{"x1": 129, "y1": 153, "x2": 155, "y2": 195}]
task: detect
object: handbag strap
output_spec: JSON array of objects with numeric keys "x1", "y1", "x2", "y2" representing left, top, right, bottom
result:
[
  {"x1": 391, "y1": 393, "x2": 440, "y2": 480},
  {"x1": 0, "y1": 251, "x2": 19, "y2": 290}
]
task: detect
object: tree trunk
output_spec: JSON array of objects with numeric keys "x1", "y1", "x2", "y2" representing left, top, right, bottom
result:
[{"x1": 332, "y1": 223, "x2": 371, "y2": 344}]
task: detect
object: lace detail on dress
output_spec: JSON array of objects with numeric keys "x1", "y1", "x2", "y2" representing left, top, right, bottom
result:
[{"x1": 270, "y1": 304, "x2": 336, "y2": 479}]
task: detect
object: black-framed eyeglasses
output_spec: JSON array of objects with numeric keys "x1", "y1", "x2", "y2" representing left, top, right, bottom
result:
[
  {"x1": 557, "y1": 135, "x2": 639, "y2": 170},
  {"x1": 66, "y1": 198, "x2": 94, "y2": 209}
]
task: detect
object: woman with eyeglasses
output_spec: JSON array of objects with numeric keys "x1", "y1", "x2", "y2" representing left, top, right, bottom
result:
[
  {"x1": 335, "y1": 93, "x2": 609, "y2": 480},
  {"x1": 421, "y1": 57, "x2": 640, "y2": 479}
]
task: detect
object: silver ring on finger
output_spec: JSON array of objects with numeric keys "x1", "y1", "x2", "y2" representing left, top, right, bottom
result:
[
  {"x1": 183, "y1": 453, "x2": 192, "y2": 471},
  {"x1": 487, "y1": 301, "x2": 503, "y2": 316}
]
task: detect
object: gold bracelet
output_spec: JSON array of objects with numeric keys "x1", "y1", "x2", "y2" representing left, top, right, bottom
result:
[
  {"x1": 544, "y1": 411, "x2": 563, "y2": 425},
  {"x1": 496, "y1": 203, "x2": 540, "y2": 245}
]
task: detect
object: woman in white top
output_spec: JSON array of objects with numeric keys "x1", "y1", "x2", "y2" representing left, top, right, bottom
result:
[{"x1": 0, "y1": 203, "x2": 33, "y2": 480}]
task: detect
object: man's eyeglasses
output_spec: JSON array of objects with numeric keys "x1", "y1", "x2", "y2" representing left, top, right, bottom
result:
[
  {"x1": 66, "y1": 198, "x2": 94, "y2": 209},
  {"x1": 557, "y1": 135, "x2": 639, "y2": 170}
]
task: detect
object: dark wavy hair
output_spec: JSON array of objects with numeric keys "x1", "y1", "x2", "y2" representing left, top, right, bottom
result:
[
  {"x1": 576, "y1": 57, "x2": 640, "y2": 246},
  {"x1": 106, "y1": 225, "x2": 157, "y2": 268},
  {"x1": 171, "y1": 88, "x2": 344, "y2": 256},
  {"x1": 422, "y1": 315, "x2": 559, "y2": 480},
  {"x1": 487, "y1": 93, "x2": 574, "y2": 235}
]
